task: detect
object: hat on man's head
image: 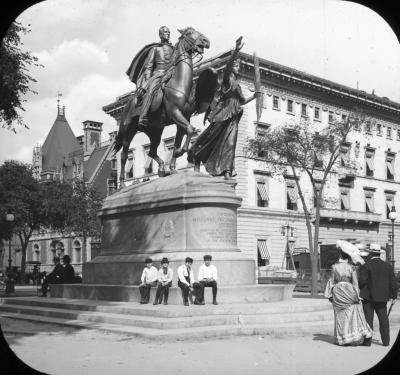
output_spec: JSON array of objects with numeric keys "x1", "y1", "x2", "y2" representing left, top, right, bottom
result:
[
  {"x1": 145, "y1": 258, "x2": 153, "y2": 264},
  {"x1": 62, "y1": 254, "x2": 71, "y2": 263},
  {"x1": 185, "y1": 257, "x2": 193, "y2": 264},
  {"x1": 161, "y1": 257, "x2": 169, "y2": 264},
  {"x1": 203, "y1": 255, "x2": 212, "y2": 261},
  {"x1": 366, "y1": 243, "x2": 382, "y2": 254}
]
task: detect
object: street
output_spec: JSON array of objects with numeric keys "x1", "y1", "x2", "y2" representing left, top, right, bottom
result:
[{"x1": 1, "y1": 316, "x2": 399, "y2": 375}]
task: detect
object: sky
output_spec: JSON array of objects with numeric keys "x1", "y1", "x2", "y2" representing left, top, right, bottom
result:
[{"x1": 1, "y1": 0, "x2": 399, "y2": 164}]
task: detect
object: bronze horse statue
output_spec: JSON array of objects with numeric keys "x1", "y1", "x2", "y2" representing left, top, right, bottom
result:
[{"x1": 113, "y1": 27, "x2": 217, "y2": 186}]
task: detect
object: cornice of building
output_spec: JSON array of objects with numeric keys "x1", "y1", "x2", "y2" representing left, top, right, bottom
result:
[{"x1": 103, "y1": 50, "x2": 400, "y2": 121}]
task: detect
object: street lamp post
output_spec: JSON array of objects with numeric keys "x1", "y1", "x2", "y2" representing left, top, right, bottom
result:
[
  {"x1": 5, "y1": 211, "x2": 15, "y2": 296},
  {"x1": 5, "y1": 211, "x2": 14, "y2": 272},
  {"x1": 389, "y1": 206, "x2": 397, "y2": 269}
]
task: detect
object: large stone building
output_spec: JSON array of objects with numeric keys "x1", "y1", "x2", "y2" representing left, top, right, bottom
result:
[
  {"x1": 103, "y1": 50, "x2": 400, "y2": 279},
  {"x1": 22, "y1": 104, "x2": 118, "y2": 274}
]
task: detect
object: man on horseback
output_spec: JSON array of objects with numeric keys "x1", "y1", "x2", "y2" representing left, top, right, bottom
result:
[{"x1": 126, "y1": 26, "x2": 174, "y2": 129}]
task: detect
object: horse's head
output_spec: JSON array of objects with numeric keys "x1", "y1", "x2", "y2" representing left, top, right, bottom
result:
[{"x1": 177, "y1": 27, "x2": 210, "y2": 55}]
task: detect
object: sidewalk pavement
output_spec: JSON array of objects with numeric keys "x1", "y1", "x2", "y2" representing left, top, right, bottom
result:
[{"x1": 1, "y1": 313, "x2": 399, "y2": 375}]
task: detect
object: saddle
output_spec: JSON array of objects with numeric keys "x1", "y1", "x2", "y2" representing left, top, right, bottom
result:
[{"x1": 132, "y1": 66, "x2": 175, "y2": 120}]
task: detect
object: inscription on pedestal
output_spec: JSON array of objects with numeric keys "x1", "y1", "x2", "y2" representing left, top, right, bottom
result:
[{"x1": 192, "y1": 211, "x2": 236, "y2": 246}]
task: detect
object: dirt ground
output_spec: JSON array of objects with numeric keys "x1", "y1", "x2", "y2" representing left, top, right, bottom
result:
[{"x1": 1, "y1": 317, "x2": 399, "y2": 375}]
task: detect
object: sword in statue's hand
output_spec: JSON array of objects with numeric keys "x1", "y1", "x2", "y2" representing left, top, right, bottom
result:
[{"x1": 252, "y1": 52, "x2": 264, "y2": 122}]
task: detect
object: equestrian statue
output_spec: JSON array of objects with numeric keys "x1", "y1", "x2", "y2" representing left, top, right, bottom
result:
[{"x1": 113, "y1": 26, "x2": 219, "y2": 186}]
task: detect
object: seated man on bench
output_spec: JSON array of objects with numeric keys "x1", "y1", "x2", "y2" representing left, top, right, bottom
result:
[{"x1": 196, "y1": 254, "x2": 218, "y2": 305}]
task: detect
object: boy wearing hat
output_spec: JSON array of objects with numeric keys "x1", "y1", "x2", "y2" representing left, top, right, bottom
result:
[
  {"x1": 359, "y1": 244, "x2": 398, "y2": 346},
  {"x1": 139, "y1": 258, "x2": 158, "y2": 304},
  {"x1": 196, "y1": 255, "x2": 218, "y2": 305},
  {"x1": 177, "y1": 257, "x2": 197, "y2": 306},
  {"x1": 154, "y1": 257, "x2": 173, "y2": 305}
]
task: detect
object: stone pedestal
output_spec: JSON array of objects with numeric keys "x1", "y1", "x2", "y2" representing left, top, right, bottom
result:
[{"x1": 83, "y1": 170, "x2": 255, "y2": 286}]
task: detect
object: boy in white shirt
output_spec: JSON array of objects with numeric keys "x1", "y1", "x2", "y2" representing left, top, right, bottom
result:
[
  {"x1": 196, "y1": 254, "x2": 218, "y2": 305},
  {"x1": 139, "y1": 258, "x2": 158, "y2": 304},
  {"x1": 153, "y1": 257, "x2": 173, "y2": 305},
  {"x1": 177, "y1": 257, "x2": 200, "y2": 306}
]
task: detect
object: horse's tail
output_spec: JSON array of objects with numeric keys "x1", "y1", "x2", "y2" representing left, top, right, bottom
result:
[{"x1": 113, "y1": 130, "x2": 123, "y2": 156}]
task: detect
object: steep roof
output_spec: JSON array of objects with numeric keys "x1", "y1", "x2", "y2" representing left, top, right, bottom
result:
[
  {"x1": 83, "y1": 144, "x2": 110, "y2": 182},
  {"x1": 41, "y1": 107, "x2": 82, "y2": 171}
]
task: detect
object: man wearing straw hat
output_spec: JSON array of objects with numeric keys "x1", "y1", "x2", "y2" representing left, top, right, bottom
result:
[{"x1": 359, "y1": 243, "x2": 398, "y2": 346}]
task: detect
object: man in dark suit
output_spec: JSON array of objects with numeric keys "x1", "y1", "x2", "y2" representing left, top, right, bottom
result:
[
  {"x1": 61, "y1": 254, "x2": 76, "y2": 284},
  {"x1": 39, "y1": 256, "x2": 63, "y2": 297},
  {"x1": 359, "y1": 244, "x2": 398, "y2": 346}
]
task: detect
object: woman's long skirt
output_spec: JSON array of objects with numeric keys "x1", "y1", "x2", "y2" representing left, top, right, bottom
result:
[{"x1": 331, "y1": 282, "x2": 372, "y2": 345}]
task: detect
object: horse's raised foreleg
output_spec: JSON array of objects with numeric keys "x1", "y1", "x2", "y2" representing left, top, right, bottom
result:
[
  {"x1": 120, "y1": 144, "x2": 128, "y2": 188},
  {"x1": 147, "y1": 128, "x2": 166, "y2": 177},
  {"x1": 170, "y1": 108, "x2": 193, "y2": 157},
  {"x1": 170, "y1": 126, "x2": 185, "y2": 174}
]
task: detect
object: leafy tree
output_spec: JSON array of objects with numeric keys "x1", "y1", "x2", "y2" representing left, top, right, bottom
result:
[
  {"x1": 247, "y1": 112, "x2": 365, "y2": 296},
  {"x1": 63, "y1": 179, "x2": 103, "y2": 262},
  {"x1": 0, "y1": 161, "x2": 43, "y2": 278},
  {"x1": 0, "y1": 161, "x2": 73, "y2": 278},
  {"x1": 0, "y1": 21, "x2": 41, "y2": 132}
]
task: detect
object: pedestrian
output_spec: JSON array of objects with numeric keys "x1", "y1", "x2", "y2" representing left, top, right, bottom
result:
[
  {"x1": 177, "y1": 257, "x2": 201, "y2": 306},
  {"x1": 61, "y1": 254, "x2": 76, "y2": 283},
  {"x1": 359, "y1": 243, "x2": 398, "y2": 346},
  {"x1": 138, "y1": 258, "x2": 158, "y2": 304},
  {"x1": 39, "y1": 256, "x2": 63, "y2": 297},
  {"x1": 196, "y1": 255, "x2": 218, "y2": 305},
  {"x1": 324, "y1": 240, "x2": 372, "y2": 346},
  {"x1": 153, "y1": 257, "x2": 173, "y2": 305}
]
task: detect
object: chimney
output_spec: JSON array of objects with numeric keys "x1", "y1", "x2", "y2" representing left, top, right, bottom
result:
[{"x1": 82, "y1": 120, "x2": 103, "y2": 157}]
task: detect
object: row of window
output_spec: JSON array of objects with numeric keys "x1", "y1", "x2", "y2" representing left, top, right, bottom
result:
[
  {"x1": 31, "y1": 241, "x2": 82, "y2": 263},
  {"x1": 255, "y1": 175, "x2": 396, "y2": 218},
  {"x1": 340, "y1": 187, "x2": 395, "y2": 219},
  {"x1": 270, "y1": 95, "x2": 399, "y2": 137}
]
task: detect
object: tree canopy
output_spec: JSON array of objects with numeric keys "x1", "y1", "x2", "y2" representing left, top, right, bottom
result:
[
  {"x1": 0, "y1": 21, "x2": 41, "y2": 132},
  {"x1": 246, "y1": 112, "x2": 364, "y2": 295}
]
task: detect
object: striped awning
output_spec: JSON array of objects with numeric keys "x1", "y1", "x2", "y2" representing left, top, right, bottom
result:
[
  {"x1": 387, "y1": 159, "x2": 395, "y2": 175},
  {"x1": 341, "y1": 192, "x2": 350, "y2": 210},
  {"x1": 366, "y1": 156, "x2": 374, "y2": 171},
  {"x1": 287, "y1": 183, "x2": 298, "y2": 203},
  {"x1": 365, "y1": 195, "x2": 375, "y2": 212},
  {"x1": 257, "y1": 239, "x2": 270, "y2": 259},
  {"x1": 257, "y1": 181, "x2": 269, "y2": 200}
]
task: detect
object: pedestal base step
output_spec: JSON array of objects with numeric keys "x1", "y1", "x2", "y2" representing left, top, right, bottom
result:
[
  {"x1": 49, "y1": 284, "x2": 295, "y2": 304},
  {"x1": 2, "y1": 297, "x2": 398, "y2": 340}
]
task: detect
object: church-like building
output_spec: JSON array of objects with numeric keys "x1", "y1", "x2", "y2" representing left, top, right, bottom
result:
[{"x1": 24, "y1": 103, "x2": 118, "y2": 274}]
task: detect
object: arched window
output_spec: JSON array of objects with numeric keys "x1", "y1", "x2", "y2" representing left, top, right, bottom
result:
[
  {"x1": 73, "y1": 240, "x2": 81, "y2": 264},
  {"x1": 33, "y1": 244, "x2": 40, "y2": 262}
]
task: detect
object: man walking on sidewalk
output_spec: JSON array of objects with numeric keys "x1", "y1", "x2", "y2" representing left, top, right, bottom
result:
[{"x1": 359, "y1": 244, "x2": 398, "y2": 346}]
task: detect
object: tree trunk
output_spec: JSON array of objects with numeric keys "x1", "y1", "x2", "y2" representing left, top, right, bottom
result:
[{"x1": 310, "y1": 205, "x2": 322, "y2": 297}]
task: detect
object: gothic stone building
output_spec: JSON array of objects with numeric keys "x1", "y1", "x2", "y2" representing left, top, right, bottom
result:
[
  {"x1": 103, "y1": 50, "x2": 400, "y2": 280},
  {"x1": 24, "y1": 105, "x2": 118, "y2": 274}
]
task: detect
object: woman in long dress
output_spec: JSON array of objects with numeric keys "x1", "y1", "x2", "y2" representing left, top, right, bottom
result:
[
  {"x1": 187, "y1": 36, "x2": 258, "y2": 180},
  {"x1": 324, "y1": 240, "x2": 372, "y2": 345}
]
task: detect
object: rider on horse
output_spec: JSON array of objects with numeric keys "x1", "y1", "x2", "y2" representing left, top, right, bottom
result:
[{"x1": 126, "y1": 26, "x2": 174, "y2": 129}]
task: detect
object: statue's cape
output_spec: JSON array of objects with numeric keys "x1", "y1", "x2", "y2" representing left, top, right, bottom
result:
[{"x1": 126, "y1": 42, "x2": 161, "y2": 84}]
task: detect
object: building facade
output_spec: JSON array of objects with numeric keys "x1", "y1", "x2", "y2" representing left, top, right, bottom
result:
[
  {"x1": 23, "y1": 104, "x2": 117, "y2": 274},
  {"x1": 103, "y1": 50, "x2": 400, "y2": 279}
]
